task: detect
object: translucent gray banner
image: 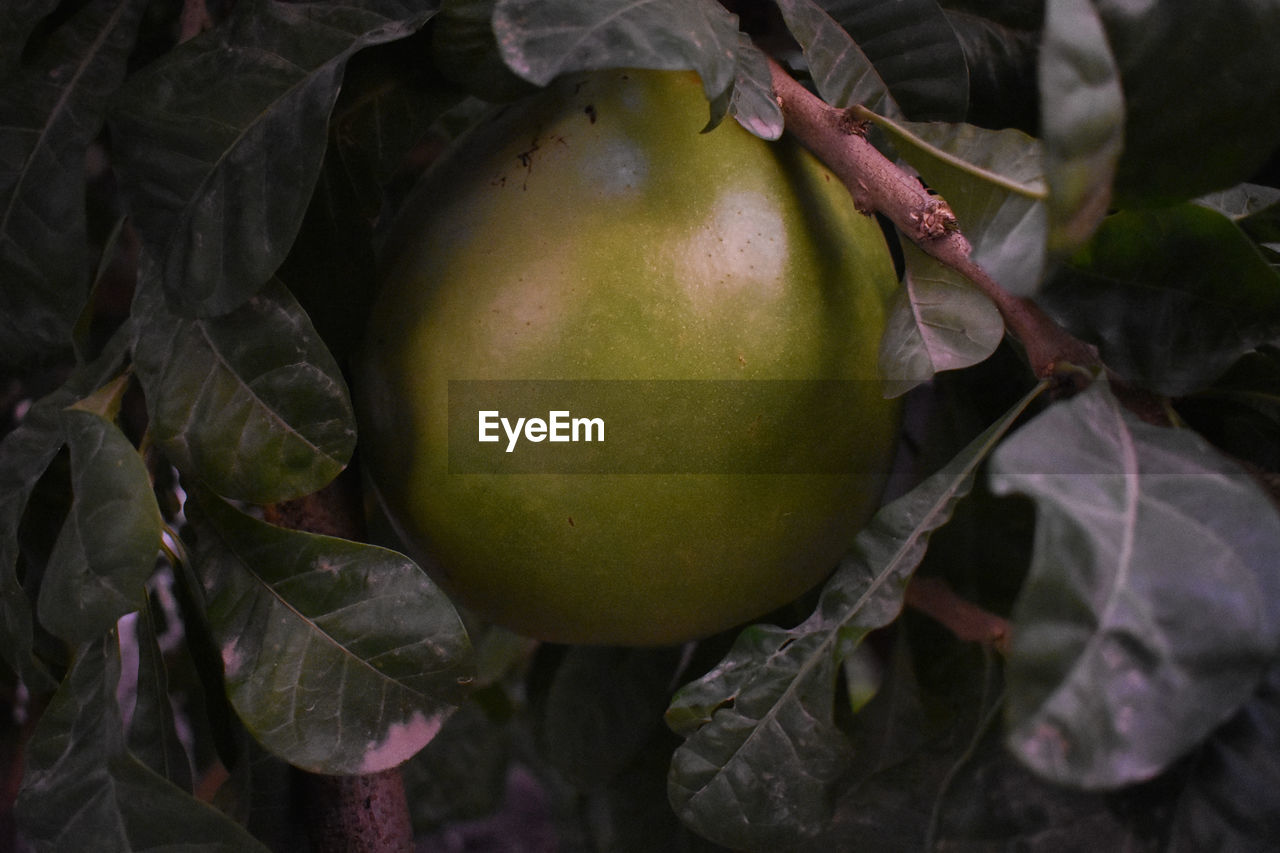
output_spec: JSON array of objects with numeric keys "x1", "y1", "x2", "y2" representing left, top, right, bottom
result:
[{"x1": 447, "y1": 379, "x2": 892, "y2": 474}]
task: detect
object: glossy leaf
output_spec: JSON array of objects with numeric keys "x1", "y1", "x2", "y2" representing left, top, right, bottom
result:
[
  {"x1": 132, "y1": 277, "x2": 357, "y2": 504},
  {"x1": 873, "y1": 116, "x2": 1048, "y2": 296},
  {"x1": 666, "y1": 383, "x2": 1045, "y2": 850},
  {"x1": 16, "y1": 636, "x2": 269, "y2": 851},
  {"x1": 1038, "y1": 0, "x2": 1123, "y2": 253},
  {"x1": 774, "y1": 0, "x2": 899, "y2": 116},
  {"x1": 990, "y1": 382, "x2": 1280, "y2": 788},
  {"x1": 110, "y1": 0, "x2": 435, "y2": 317},
  {"x1": 0, "y1": 0, "x2": 146, "y2": 365},
  {"x1": 1041, "y1": 205, "x2": 1280, "y2": 395},
  {"x1": 492, "y1": 0, "x2": 740, "y2": 101},
  {"x1": 188, "y1": 487, "x2": 473, "y2": 775},
  {"x1": 1096, "y1": 0, "x2": 1280, "y2": 204},
  {"x1": 878, "y1": 242, "x2": 1005, "y2": 396},
  {"x1": 816, "y1": 0, "x2": 969, "y2": 121},
  {"x1": 0, "y1": 330, "x2": 134, "y2": 686},
  {"x1": 36, "y1": 409, "x2": 162, "y2": 644},
  {"x1": 1168, "y1": 664, "x2": 1280, "y2": 852}
]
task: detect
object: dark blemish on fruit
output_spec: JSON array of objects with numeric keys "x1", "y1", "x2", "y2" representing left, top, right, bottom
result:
[
  {"x1": 585, "y1": 104, "x2": 597, "y2": 124},
  {"x1": 517, "y1": 139, "x2": 540, "y2": 169},
  {"x1": 568, "y1": 517, "x2": 575, "y2": 527}
]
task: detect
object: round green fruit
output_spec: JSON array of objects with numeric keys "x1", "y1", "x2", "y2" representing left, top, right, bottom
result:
[{"x1": 356, "y1": 69, "x2": 900, "y2": 646}]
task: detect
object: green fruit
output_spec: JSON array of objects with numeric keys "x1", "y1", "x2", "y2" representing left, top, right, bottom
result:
[{"x1": 356, "y1": 69, "x2": 900, "y2": 646}]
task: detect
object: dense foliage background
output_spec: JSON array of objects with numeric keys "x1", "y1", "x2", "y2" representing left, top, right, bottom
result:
[{"x1": 3, "y1": 0, "x2": 1280, "y2": 849}]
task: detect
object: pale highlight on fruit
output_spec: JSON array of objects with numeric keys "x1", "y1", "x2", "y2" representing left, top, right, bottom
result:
[{"x1": 357, "y1": 69, "x2": 901, "y2": 646}]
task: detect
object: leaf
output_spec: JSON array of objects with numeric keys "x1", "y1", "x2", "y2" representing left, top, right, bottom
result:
[
  {"x1": 0, "y1": 329, "x2": 135, "y2": 688},
  {"x1": 989, "y1": 382, "x2": 1280, "y2": 789},
  {"x1": 0, "y1": 0, "x2": 61, "y2": 73},
  {"x1": 492, "y1": 0, "x2": 741, "y2": 103},
  {"x1": 1095, "y1": 0, "x2": 1280, "y2": 205},
  {"x1": 814, "y1": 0, "x2": 969, "y2": 121},
  {"x1": 871, "y1": 116, "x2": 1048, "y2": 296},
  {"x1": 878, "y1": 242, "x2": 1004, "y2": 396},
  {"x1": 1040, "y1": 205, "x2": 1280, "y2": 396},
  {"x1": 0, "y1": 0, "x2": 147, "y2": 365},
  {"x1": 666, "y1": 382, "x2": 1045, "y2": 851},
  {"x1": 283, "y1": 38, "x2": 470, "y2": 361},
  {"x1": 541, "y1": 645, "x2": 685, "y2": 788},
  {"x1": 125, "y1": 598, "x2": 195, "y2": 792},
  {"x1": 36, "y1": 408, "x2": 162, "y2": 645},
  {"x1": 431, "y1": 0, "x2": 539, "y2": 102},
  {"x1": 16, "y1": 636, "x2": 270, "y2": 851},
  {"x1": 1038, "y1": 0, "x2": 1124, "y2": 253},
  {"x1": 1177, "y1": 346, "x2": 1280, "y2": 473},
  {"x1": 1168, "y1": 663, "x2": 1280, "y2": 851},
  {"x1": 401, "y1": 701, "x2": 511, "y2": 829},
  {"x1": 726, "y1": 33, "x2": 783, "y2": 140},
  {"x1": 109, "y1": 0, "x2": 435, "y2": 317},
  {"x1": 132, "y1": 276, "x2": 357, "y2": 504},
  {"x1": 0, "y1": 406, "x2": 66, "y2": 690},
  {"x1": 1197, "y1": 183, "x2": 1280, "y2": 260},
  {"x1": 941, "y1": 6, "x2": 1039, "y2": 132},
  {"x1": 774, "y1": 0, "x2": 899, "y2": 116},
  {"x1": 187, "y1": 487, "x2": 473, "y2": 775}
]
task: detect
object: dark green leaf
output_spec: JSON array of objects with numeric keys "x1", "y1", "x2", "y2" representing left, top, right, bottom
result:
[
  {"x1": 283, "y1": 38, "x2": 468, "y2": 361},
  {"x1": 1096, "y1": 0, "x2": 1280, "y2": 204},
  {"x1": 16, "y1": 636, "x2": 270, "y2": 851},
  {"x1": 132, "y1": 277, "x2": 357, "y2": 504},
  {"x1": 110, "y1": 0, "x2": 435, "y2": 317},
  {"x1": 1038, "y1": 0, "x2": 1123, "y2": 253},
  {"x1": 126, "y1": 597, "x2": 194, "y2": 792},
  {"x1": 36, "y1": 408, "x2": 162, "y2": 644},
  {"x1": 936, "y1": 0, "x2": 1043, "y2": 30},
  {"x1": 878, "y1": 242, "x2": 1004, "y2": 397},
  {"x1": 0, "y1": 406, "x2": 66, "y2": 690},
  {"x1": 1169, "y1": 664, "x2": 1280, "y2": 852},
  {"x1": 1197, "y1": 183, "x2": 1280, "y2": 260},
  {"x1": 774, "y1": 0, "x2": 898, "y2": 116},
  {"x1": 871, "y1": 116, "x2": 1048, "y2": 296},
  {"x1": 492, "y1": 0, "x2": 740, "y2": 102},
  {"x1": 0, "y1": 327, "x2": 134, "y2": 687},
  {"x1": 401, "y1": 701, "x2": 511, "y2": 829},
  {"x1": 1041, "y1": 205, "x2": 1280, "y2": 395},
  {"x1": 188, "y1": 487, "x2": 473, "y2": 775},
  {"x1": 816, "y1": 0, "x2": 969, "y2": 121},
  {"x1": 941, "y1": 6, "x2": 1039, "y2": 132},
  {"x1": 432, "y1": 0, "x2": 539, "y2": 102},
  {"x1": 542, "y1": 646, "x2": 684, "y2": 788},
  {"x1": 990, "y1": 382, "x2": 1280, "y2": 788},
  {"x1": 726, "y1": 33, "x2": 783, "y2": 140},
  {"x1": 0, "y1": 0, "x2": 60, "y2": 72},
  {"x1": 1177, "y1": 346, "x2": 1280, "y2": 473},
  {"x1": 0, "y1": 0, "x2": 147, "y2": 366},
  {"x1": 666, "y1": 383, "x2": 1044, "y2": 851}
]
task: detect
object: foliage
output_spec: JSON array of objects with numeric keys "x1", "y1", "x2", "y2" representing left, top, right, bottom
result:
[{"x1": 3, "y1": 0, "x2": 1280, "y2": 849}]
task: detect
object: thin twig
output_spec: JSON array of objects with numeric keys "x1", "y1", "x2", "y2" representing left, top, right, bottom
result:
[
  {"x1": 905, "y1": 577, "x2": 1010, "y2": 654},
  {"x1": 267, "y1": 476, "x2": 415, "y2": 853},
  {"x1": 767, "y1": 57, "x2": 1100, "y2": 385}
]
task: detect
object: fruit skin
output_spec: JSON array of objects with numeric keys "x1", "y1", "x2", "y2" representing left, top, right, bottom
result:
[{"x1": 356, "y1": 69, "x2": 900, "y2": 646}]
